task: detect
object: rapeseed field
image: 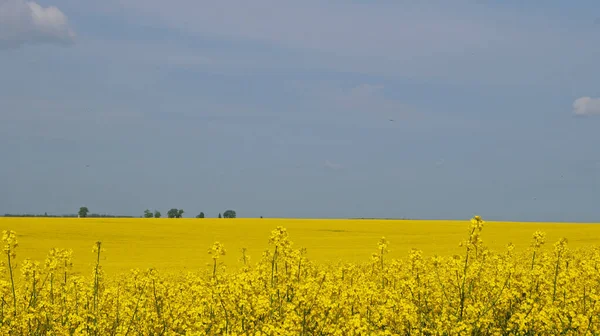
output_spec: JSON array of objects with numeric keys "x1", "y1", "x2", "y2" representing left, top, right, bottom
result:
[
  {"x1": 1, "y1": 216, "x2": 600, "y2": 334},
  {"x1": 1, "y1": 217, "x2": 600, "y2": 275}
]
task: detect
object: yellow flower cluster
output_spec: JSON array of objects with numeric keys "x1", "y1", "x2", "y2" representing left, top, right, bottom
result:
[{"x1": 1, "y1": 216, "x2": 600, "y2": 335}]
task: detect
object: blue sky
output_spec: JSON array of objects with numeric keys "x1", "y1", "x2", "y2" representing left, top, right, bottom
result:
[{"x1": 0, "y1": 0, "x2": 599, "y2": 221}]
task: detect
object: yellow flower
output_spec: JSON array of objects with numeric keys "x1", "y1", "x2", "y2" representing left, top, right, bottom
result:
[
  {"x1": 531, "y1": 231, "x2": 546, "y2": 249},
  {"x1": 2, "y1": 230, "x2": 18, "y2": 258},
  {"x1": 208, "y1": 241, "x2": 226, "y2": 260},
  {"x1": 0, "y1": 216, "x2": 596, "y2": 334}
]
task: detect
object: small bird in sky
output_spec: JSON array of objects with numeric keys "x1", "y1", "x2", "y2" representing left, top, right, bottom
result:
[{"x1": 389, "y1": 119, "x2": 394, "y2": 122}]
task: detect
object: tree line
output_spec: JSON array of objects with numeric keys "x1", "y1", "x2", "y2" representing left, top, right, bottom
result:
[
  {"x1": 142, "y1": 209, "x2": 237, "y2": 219},
  {"x1": 3, "y1": 207, "x2": 239, "y2": 219},
  {"x1": 3, "y1": 213, "x2": 134, "y2": 218},
  {"x1": 78, "y1": 207, "x2": 237, "y2": 219}
]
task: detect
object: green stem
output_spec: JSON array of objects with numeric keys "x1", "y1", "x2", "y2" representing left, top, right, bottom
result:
[
  {"x1": 7, "y1": 251, "x2": 17, "y2": 318},
  {"x1": 94, "y1": 242, "x2": 101, "y2": 313}
]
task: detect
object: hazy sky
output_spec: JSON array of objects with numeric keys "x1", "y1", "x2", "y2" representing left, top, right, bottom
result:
[{"x1": 1, "y1": 0, "x2": 599, "y2": 221}]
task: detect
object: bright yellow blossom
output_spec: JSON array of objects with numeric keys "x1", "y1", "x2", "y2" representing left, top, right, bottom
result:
[{"x1": 0, "y1": 217, "x2": 597, "y2": 334}]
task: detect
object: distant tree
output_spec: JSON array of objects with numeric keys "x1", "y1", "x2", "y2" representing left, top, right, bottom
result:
[
  {"x1": 196, "y1": 212, "x2": 205, "y2": 218},
  {"x1": 143, "y1": 209, "x2": 153, "y2": 218},
  {"x1": 154, "y1": 210, "x2": 161, "y2": 218},
  {"x1": 223, "y1": 210, "x2": 236, "y2": 218},
  {"x1": 44, "y1": 212, "x2": 48, "y2": 217},
  {"x1": 168, "y1": 208, "x2": 184, "y2": 218},
  {"x1": 78, "y1": 207, "x2": 89, "y2": 218},
  {"x1": 218, "y1": 213, "x2": 222, "y2": 218},
  {"x1": 260, "y1": 216, "x2": 263, "y2": 219}
]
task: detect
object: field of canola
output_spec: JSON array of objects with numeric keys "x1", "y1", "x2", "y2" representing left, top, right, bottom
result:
[
  {"x1": 2, "y1": 217, "x2": 600, "y2": 275},
  {"x1": 1, "y1": 216, "x2": 600, "y2": 334}
]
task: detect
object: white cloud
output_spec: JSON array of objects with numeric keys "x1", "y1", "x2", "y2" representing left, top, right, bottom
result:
[
  {"x1": 279, "y1": 80, "x2": 418, "y2": 128},
  {"x1": 329, "y1": 83, "x2": 415, "y2": 120},
  {"x1": 572, "y1": 97, "x2": 600, "y2": 116},
  {"x1": 0, "y1": 0, "x2": 76, "y2": 49},
  {"x1": 324, "y1": 160, "x2": 343, "y2": 170}
]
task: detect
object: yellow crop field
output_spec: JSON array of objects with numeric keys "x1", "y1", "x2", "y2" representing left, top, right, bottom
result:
[
  {"x1": 1, "y1": 217, "x2": 600, "y2": 275},
  {"x1": 1, "y1": 216, "x2": 600, "y2": 334}
]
